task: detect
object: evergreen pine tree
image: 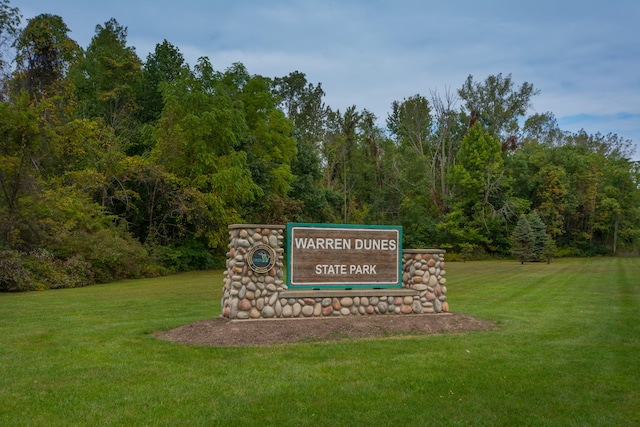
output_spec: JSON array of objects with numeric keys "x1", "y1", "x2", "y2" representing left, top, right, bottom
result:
[
  {"x1": 543, "y1": 234, "x2": 557, "y2": 264},
  {"x1": 512, "y1": 214, "x2": 533, "y2": 264},
  {"x1": 528, "y1": 211, "x2": 547, "y2": 261}
]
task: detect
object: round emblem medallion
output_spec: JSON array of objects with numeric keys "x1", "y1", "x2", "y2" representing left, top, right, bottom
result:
[{"x1": 246, "y1": 244, "x2": 276, "y2": 274}]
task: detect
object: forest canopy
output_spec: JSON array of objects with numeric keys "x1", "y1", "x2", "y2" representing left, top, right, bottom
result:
[{"x1": 1, "y1": 2, "x2": 639, "y2": 291}]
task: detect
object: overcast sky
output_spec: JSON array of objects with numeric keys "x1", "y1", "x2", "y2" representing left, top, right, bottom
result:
[{"x1": 11, "y1": 0, "x2": 640, "y2": 160}]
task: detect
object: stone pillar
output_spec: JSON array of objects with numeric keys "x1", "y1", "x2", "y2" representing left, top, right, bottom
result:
[
  {"x1": 221, "y1": 224, "x2": 285, "y2": 319},
  {"x1": 402, "y1": 249, "x2": 448, "y2": 313}
]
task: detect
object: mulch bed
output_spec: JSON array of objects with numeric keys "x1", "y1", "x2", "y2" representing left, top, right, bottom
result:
[{"x1": 155, "y1": 312, "x2": 496, "y2": 347}]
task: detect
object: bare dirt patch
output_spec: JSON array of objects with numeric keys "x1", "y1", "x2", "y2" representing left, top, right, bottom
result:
[{"x1": 155, "y1": 313, "x2": 495, "y2": 347}]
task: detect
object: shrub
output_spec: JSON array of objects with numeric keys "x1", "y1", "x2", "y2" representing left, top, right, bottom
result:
[
  {"x1": 0, "y1": 250, "x2": 34, "y2": 292},
  {"x1": 160, "y1": 238, "x2": 216, "y2": 272}
]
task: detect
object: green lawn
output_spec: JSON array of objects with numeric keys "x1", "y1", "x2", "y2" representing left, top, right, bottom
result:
[{"x1": 1, "y1": 258, "x2": 639, "y2": 426}]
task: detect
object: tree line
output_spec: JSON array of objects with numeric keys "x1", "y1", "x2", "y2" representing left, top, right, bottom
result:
[{"x1": 1, "y1": 3, "x2": 639, "y2": 291}]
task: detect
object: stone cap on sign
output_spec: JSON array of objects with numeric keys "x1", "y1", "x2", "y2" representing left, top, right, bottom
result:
[
  {"x1": 403, "y1": 249, "x2": 446, "y2": 254},
  {"x1": 228, "y1": 224, "x2": 285, "y2": 229}
]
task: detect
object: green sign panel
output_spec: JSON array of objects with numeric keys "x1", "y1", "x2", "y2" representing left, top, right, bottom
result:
[{"x1": 287, "y1": 223, "x2": 402, "y2": 289}]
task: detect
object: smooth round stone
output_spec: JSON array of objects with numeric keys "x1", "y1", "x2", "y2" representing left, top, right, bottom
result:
[
  {"x1": 313, "y1": 303, "x2": 322, "y2": 316},
  {"x1": 262, "y1": 306, "x2": 275, "y2": 318},
  {"x1": 250, "y1": 309, "x2": 261, "y2": 319},
  {"x1": 292, "y1": 303, "x2": 302, "y2": 317},
  {"x1": 403, "y1": 296, "x2": 414, "y2": 305},
  {"x1": 401, "y1": 305, "x2": 412, "y2": 314},
  {"x1": 378, "y1": 302, "x2": 388, "y2": 313},
  {"x1": 269, "y1": 235, "x2": 278, "y2": 247},
  {"x1": 302, "y1": 305, "x2": 314, "y2": 317},
  {"x1": 256, "y1": 298, "x2": 265, "y2": 310},
  {"x1": 238, "y1": 299, "x2": 251, "y2": 311},
  {"x1": 236, "y1": 311, "x2": 250, "y2": 319},
  {"x1": 282, "y1": 304, "x2": 292, "y2": 317},
  {"x1": 412, "y1": 301, "x2": 423, "y2": 314},
  {"x1": 434, "y1": 298, "x2": 443, "y2": 312},
  {"x1": 414, "y1": 284, "x2": 428, "y2": 291},
  {"x1": 370, "y1": 297, "x2": 379, "y2": 305},
  {"x1": 322, "y1": 306, "x2": 333, "y2": 316},
  {"x1": 340, "y1": 307, "x2": 350, "y2": 315},
  {"x1": 238, "y1": 287, "x2": 247, "y2": 299},
  {"x1": 360, "y1": 297, "x2": 369, "y2": 306},
  {"x1": 322, "y1": 298, "x2": 332, "y2": 307},
  {"x1": 340, "y1": 297, "x2": 353, "y2": 307}
]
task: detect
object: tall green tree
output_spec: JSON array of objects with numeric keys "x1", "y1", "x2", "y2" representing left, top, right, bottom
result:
[
  {"x1": 528, "y1": 210, "x2": 547, "y2": 261},
  {"x1": 148, "y1": 58, "x2": 259, "y2": 252},
  {"x1": 0, "y1": 91, "x2": 44, "y2": 249},
  {"x1": 70, "y1": 18, "x2": 142, "y2": 140},
  {"x1": 512, "y1": 214, "x2": 533, "y2": 264},
  {"x1": 0, "y1": 0, "x2": 21, "y2": 97},
  {"x1": 137, "y1": 39, "x2": 188, "y2": 125},
  {"x1": 272, "y1": 71, "x2": 333, "y2": 222},
  {"x1": 442, "y1": 122, "x2": 524, "y2": 254},
  {"x1": 458, "y1": 73, "x2": 538, "y2": 145},
  {"x1": 12, "y1": 13, "x2": 79, "y2": 98}
]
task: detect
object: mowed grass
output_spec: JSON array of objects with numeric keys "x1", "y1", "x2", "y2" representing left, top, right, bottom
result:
[{"x1": 1, "y1": 258, "x2": 639, "y2": 426}]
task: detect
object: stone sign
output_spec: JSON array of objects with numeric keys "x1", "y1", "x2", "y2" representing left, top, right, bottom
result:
[{"x1": 287, "y1": 223, "x2": 402, "y2": 289}]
